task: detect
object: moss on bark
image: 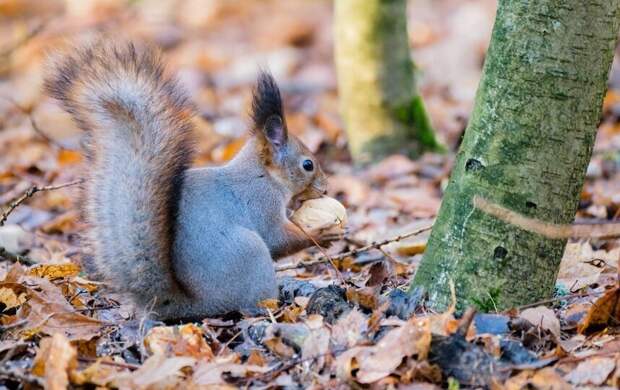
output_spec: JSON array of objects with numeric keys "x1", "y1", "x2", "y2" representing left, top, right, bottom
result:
[
  {"x1": 411, "y1": 0, "x2": 620, "y2": 311},
  {"x1": 334, "y1": 0, "x2": 442, "y2": 164}
]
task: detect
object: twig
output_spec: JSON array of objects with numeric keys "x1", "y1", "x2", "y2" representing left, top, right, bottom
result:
[
  {"x1": 78, "y1": 356, "x2": 140, "y2": 370},
  {"x1": 0, "y1": 246, "x2": 36, "y2": 265},
  {"x1": 0, "y1": 366, "x2": 43, "y2": 386},
  {"x1": 474, "y1": 195, "x2": 620, "y2": 239},
  {"x1": 514, "y1": 290, "x2": 602, "y2": 310},
  {"x1": 456, "y1": 307, "x2": 477, "y2": 336},
  {"x1": 0, "y1": 20, "x2": 46, "y2": 59},
  {"x1": 290, "y1": 220, "x2": 345, "y2": 283},
  {"x1": 0, "y1": 179, "x2": 84, "y2": 226},
  {"x1": 276, "y1": 225, "x2": 433, "y2": 271},
  {"x1": 1, "y1": 96, "x2": 70, "y2": 149}
]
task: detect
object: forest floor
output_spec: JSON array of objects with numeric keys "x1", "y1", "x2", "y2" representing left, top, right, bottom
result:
[{"x1": 1, "y1": 0, "x2": 619, "y2": 388}]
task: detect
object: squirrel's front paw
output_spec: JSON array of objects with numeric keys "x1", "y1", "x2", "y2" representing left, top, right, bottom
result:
[{"x1": 314, "y1": 226, "x2": 345, "y2": 247}]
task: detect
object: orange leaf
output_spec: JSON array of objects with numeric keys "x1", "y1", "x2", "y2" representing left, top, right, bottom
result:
[{"x1": 578, "y1": 286, "x2": 620, "y2": 333}]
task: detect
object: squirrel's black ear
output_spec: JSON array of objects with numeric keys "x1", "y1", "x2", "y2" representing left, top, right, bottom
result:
[
  {"x1": 251, "y1": 71, "x2": 288, "y2": 151},
  {"x1": 263, "y1": 114, "x2": 287, "y2": 150}
]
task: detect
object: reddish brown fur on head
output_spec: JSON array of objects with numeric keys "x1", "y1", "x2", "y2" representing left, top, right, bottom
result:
[{"x1": 250, "y1": 71, "x2": 327, "y2": 201}]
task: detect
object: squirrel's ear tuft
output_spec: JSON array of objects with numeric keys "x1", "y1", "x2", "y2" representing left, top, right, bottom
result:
[
  {"x1": 251, "y1": 71, "x2": 287, "y2": 139},
  {"x1": 251, "y1": 71, "x2": 288, "y2": 163}
]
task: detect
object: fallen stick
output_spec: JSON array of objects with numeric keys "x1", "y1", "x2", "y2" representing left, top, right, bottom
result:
[
  {"x1": 473, "y1": 195, "x2": 620, "y2": 239},
  {"x1": 276, "y1": 225, "x2": 432, "y2": 271},
  {"x1": 0, "y1": 179, "x2": 83, "y2": 227}
]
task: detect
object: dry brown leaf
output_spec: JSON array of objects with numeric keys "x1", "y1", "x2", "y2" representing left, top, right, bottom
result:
[
  {"x1": 71, "y1": 357, "x2": 126, "y2": 387},
  {"x1": 112, "y1": 353, "x2": 196, "y2": 389},
  {"x1": 346, "y1": 286, "x2": 379, "y2": 310},
  {"x1": 27, "y1": 262, "x2": 81, "y2": 279},
  {"x1": 519, "y1": 306, "x2": 561, "y2": 339},
  {"x1": 331, "y1": 308, "x2": 368, "y2": 349},
  {"x1": 300, "y1": 315, "x2": 330, "y2": 369},
  {"x1": 557, "y1": 242, "x2": 614, "y2": 290},
  {"x1": 396, "y1": 241, "x2": 427, "y2": 256},
  {"x1": 247, "y1": 350, "x2": 267, "y2": 366},
  {"x1": 565, "y1": 357, "x2": 616, "y2": 386},
  {"x1": 263, "y1": 322, "x2": 307, "y2": 358},
  {"x1": 336, "y1": 317, "x2": 431, "y2": 383},
  {"x1": 258, "y1": 298, "x2": 280, "y2": 311},
  {"x1": 504, "y1": 367, "x2": 571, "y2": 390},
  {"x1": 40, "y1": 210, "x2": 80, "y2": 234},
  {"x1": 0, "y1": 285, "x2": 27, "y2": 309},
  {"x1": 366, "y1": 261, "x2": 390, "y2": 287},
  {"x1": 578, "y1": 286, "x2": 620, "y2": 333},
  {"x1": 191, "y1": 355, "x2": 270, "y2": 386},
  {"x1": 0, "y1": 279, "x2": 103, "y2": 340},
  {"x1": 281, "y1": 305, "x2": 304, "y2": 323},
  {"x1": 32, "y1": 333, "x2": 78, "y2": 390},
  {"x1": 56, "y1": 149, "x2": 82, "y2": 166},
  {"x1": 144, "y1": 323, "x2": 214, "y2": 360}
]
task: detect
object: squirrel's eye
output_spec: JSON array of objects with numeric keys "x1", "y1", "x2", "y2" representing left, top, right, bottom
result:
[{"x1": 302, "y1": 159, "x2": 314, "y2": 172}]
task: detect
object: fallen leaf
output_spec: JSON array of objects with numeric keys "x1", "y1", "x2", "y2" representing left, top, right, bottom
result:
[
  {"x1": 396, "y1": 241, "x2": 427, "y2": 256},
  {"x1": 258, "y1": 298, "x2": 280, "y2": 311},
  {"x1": 113, "y1": 354, "x2": 196, "y2": 389},
  {"x1": 191, "y1": 358, "x2": 270, "y2": 386},
  {"x1": 336, "y1": 316, "x2": 431, "y2": 383},
  {"x1": 144, "y1": 323, "x2": 215, "y2": 360},
  {"x1": 331, "y1": 309, "x2": 368, "y2": 349},
  {"x1": 0, "y1": 285, "x2": 27, "y2": 310},
  {"x1": 578, "y1": 286, "x2": 620, "y2": 333},
  {"x1": 346, "y1": 286, "x2": 379, "y2": 310},
  {"x1": 72, "y1": 357, "x2": 126, "y2": 387},
  {"x1": 0, "y1": 279, "x2": 103, "y2": 340},
  {"x1": 557, "y1": 242, "x2": 614, "y2": 291},
  {"x1": 56, "y1": 149, "x2": 82, "y2": 165},
  {"x1": 32, "y1": 333, "x2": 77, "y2": 390},
  {"x1": 28, "y1": 262, "x2": 81, "y2": 279},
  {"x1": 565, "y1": 357, "x2": 616, "y2": 386},
  {"x1": 301, "y1": 317, "x2": 330, "y2": 369},
  {"x1": 519, "y1": 306, "x2": 561, "y2": 339},
  {"x1": 504, "y1": 367, "x2": 571, "y2": 390}
]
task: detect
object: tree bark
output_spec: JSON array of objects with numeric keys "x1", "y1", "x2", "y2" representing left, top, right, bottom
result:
[
  {"x1": 334, "y1": 0, "x2": 441, "y2": 164},
  {"x1": 410, "y1": 0, "x2": 620, "y2": 311}
]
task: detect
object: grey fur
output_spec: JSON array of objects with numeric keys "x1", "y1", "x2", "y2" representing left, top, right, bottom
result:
[{"x1": 45, "y1": 41, "x2": 329, "y2": 321}]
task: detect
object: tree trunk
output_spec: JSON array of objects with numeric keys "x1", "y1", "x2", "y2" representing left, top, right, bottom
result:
[
  {"x1": 334, "y1": 0, "x2": 441, "y2": 164},
  {"x1": 410, "y1": 0, "x2": 620, "y2": 311}
]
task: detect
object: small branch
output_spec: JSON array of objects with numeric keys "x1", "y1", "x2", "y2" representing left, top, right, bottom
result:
[
  {"x1": 456, "y1": 307, "x2": 477, "y2": 337},
  {"x1": 0, "y1": 96, "x2": 69, "y2": 149},
  {"x1": 514, "y1": 290, "x2": 602, "y2": 311},
  {"x1": 0, "y1": 179, "x2": 84, "y2": 227},
  {"x1": 0, "y1": 246, "x2": 36, "y2": 265},
  {"x1": 290, "y1": 220, "x2": 345, "y2": 283},
  {"x1": 474, "y1": 195, "x2": 620, "y2": 239},
  {"x1": 78, "y1": 356, "x2": 140, "y2": 371},
  {"x1": 0, "y1": 366, "x2": 43, "y2": 387},
  {"x1": 0, "y1": 20, "x2": 46, "y2": 59},
  {"x1": 276, "y1": 225, "x2": 433, "y2": 271}
]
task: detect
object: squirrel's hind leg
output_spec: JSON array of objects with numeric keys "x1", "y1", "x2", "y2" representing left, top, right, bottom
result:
[{"x1": 173, "y1": 226, "x2": 278, "y2": 319}]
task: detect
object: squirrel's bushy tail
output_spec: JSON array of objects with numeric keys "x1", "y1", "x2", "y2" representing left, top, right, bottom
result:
[{"x1": 45, "y1": 41, "x2": 194, "y2": 308}]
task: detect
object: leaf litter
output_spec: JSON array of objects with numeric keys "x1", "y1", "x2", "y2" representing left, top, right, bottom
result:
[{"x1": 1, "y1": 0, "x2": 620, "y2": 388}]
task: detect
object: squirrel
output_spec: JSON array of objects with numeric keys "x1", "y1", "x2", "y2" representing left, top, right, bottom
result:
[{"x1": 44, "y1": 41, "x2": 337, "y2": 321}]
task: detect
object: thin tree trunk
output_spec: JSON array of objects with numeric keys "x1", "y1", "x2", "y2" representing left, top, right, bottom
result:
[
  {"x1": 411, "y1": 1, "x2": 620, "y2": 311},
  {"x1": 334, "y1": 0, "x2": 441, "y2": 164}
]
